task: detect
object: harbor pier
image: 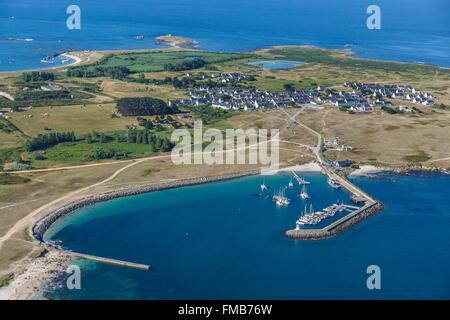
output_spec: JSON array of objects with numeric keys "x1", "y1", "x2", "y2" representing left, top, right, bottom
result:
[
  {"x1": 66, "y1": 251, "x2": 151, "y2": 271},
  {"x1": 285, "y1": 164, "x2": 384, "y2": 240}
]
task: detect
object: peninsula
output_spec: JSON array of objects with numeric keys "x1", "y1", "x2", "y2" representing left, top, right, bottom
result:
[{"x1": 0, "y1": 44, "x2": 449, "y2": 299}]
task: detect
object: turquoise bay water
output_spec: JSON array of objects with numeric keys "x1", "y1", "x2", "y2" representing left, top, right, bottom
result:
[
  {"x1": 45, "y1": 172, "x2": 450, "y2": 299},
  {"x1": 1, "y1": 0, "x2": 450, "y2": 71},
  {"x1": 247, "y1": 60, "x2": 306, "y2": 69}
]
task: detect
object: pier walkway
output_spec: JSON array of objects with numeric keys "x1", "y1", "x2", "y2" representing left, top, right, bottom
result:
[
  {"x1": 65, "y1": 251, "x2": 151, "y2": 271},
  {"x1": 320, "y1": 165, "x2": 376, "y2": 203},
  {"x1": 291, "y1": 170, "x2": 306, "y2": 184},
  {"x1": 324, "y1": 202, "x2": 375, "y2": 232}
]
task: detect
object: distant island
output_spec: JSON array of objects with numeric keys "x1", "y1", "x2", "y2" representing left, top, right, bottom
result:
[{"x1": 155, "y1": 34, "x2": 197, "y2": 49}]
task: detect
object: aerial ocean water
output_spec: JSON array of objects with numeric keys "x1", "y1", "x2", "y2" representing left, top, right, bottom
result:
[
  {"x1": 0, "y1": 0, "x2": 449, "y2": 71},
  {"x1": 44, "y1": 172, "x2": 450, "y2": 299}
]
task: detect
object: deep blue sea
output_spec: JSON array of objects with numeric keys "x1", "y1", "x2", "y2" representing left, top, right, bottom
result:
[
  {"x1": 45, "y1": 172, "x2": 450, "y2": 299},
  {"x1": 0, "y1": 0, "x2": 449, "y2": 72}
]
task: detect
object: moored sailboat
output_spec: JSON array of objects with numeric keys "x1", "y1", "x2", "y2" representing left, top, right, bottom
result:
[{"x1": 299, "y1": 185, "x2": 311, "y2": 199}]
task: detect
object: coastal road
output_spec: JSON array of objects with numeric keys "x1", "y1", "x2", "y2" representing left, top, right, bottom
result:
[
  {"x1": 0, "y1": 91, "x2": 14, "y2": 101},
  {"x1": 280, "y1": 109, "x2": 324, "y2": 164},
  {"x1": 3, "y1": 158, "x2": 138, "y2": 174},
  {"x1": 426, "y1": 156, "x2": 450, "y2": 163}
]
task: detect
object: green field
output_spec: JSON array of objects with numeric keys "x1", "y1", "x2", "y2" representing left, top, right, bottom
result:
[
  {"x1": 25, "y1": 140, "x2": 157, "y2": 167},
  {"x1": 79, "y1": 50, "x2": 261, "y2": 73},
  {"x1": 8, "y1": 104, "x2": 137, "y2": 137},
  {"x1": 1, "y1": 46, "x2": 449, "y2": 170}
]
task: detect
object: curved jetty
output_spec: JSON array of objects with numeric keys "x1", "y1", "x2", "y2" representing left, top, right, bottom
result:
[
  {"x1": 32, "y1": 170, "x2": 259, "y2": 269},
  {"x1": 285, "y1": 165, "x2": 384, "y2": 240},
  {"x1": 32, "y1": 170, "x2": 259, "y2": 242}
]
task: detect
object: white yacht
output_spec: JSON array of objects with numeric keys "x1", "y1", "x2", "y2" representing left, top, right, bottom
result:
[
  {"x1": 298, "y1": 176, "x2": 311, "y2": 185},
  {"x1": 299, "y1": 185, "x2": 311, "y2": 199},
  {"x1": 328, "y1": 178, "x2": 341, "y2": 189},
  {"x1": 273, "y1": 188, "x2": 290, "y2": 206},
  {"x1": 260, "y1": 180, "x2": 268, "y2": 192},
  {"x1": 288, "y1": 177, "x2": 294, "y2": 188}
]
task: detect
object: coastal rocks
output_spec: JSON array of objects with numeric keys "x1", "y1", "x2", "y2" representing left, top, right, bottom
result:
[
  {"x1": 155, "y1": 34, "x2": 197, "y2": 49},
  {"x1": 32, "y1": 170, "x2": 260, "y2": 243},
  {"x1": 348, "y1": 165, "x2": 449, "y2": 178}
]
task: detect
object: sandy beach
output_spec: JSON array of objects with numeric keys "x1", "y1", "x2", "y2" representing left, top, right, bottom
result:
[
  {"x1": 59, "y1": 52, "x2": 83, "y2": 68},
  {"x1": 0, "y1": 50, "x2": 100, "y2": 76},
  {"x1": 261, "y1": 162, "x2": 321, "y2": 175},
  {"x1": 349, "y1": 165, "x2": 383, "y2": 177}
]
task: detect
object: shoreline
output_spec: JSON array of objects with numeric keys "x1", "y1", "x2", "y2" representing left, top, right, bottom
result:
[
  {"x1": 31, "y1": 162, "x2": 448, "y2": 244},
  {"x1": 4, "y1": 170, "x2": 261, "y2": 301},
  {"x1": 33, "y1": 169, "x2": 261, "y2": 242},
  {"x1": 0, "y1": 51, "x2": 97, "y2": 76},
  {"x1": 349, "y1": 164, "x2": 449, "y2": 177},
  {"x1": 1, "y1": 40, "x2": 448, "y2": 76},
  {"x1": 1, "y1": 164, "x2": 321, "y2": 300},
  {"x1": 2, "y1": 163, "x2": 448, "y2": 299},
  {"x1": 32, "y1": 163, "x2": 321, "y2": 243}
]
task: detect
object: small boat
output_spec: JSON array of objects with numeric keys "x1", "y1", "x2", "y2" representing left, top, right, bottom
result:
[
  {"x1": 276, "y1": 197, "x2": 290, "y2": 206},
  {"x1": 273, "y1": 188, "x2": 290, "y2": 206},
  {"x1": 260, "y1": 180, "x2": 268, "y2": 192},
  {"x1": 299, "y1": 185, "x2": 311, "y2": 199},
  {"x1": 298, "y1": 176, "x2": 311, "y2": 185},
  {"x1": 41, "y1": 58, "x2": 54, "y2": 64},
  {"x1": 133, "y1": 35, "x2": 145, "y2": 40},
  {"x1": 288, "y1": 177, "x2": 294, "y2": 188},
  {"x1": 296, "y1": 205, "x2": 309, "y2": 228},
  {"x1": 328, "y1": 178, "x2": 341, "y2": 189}
]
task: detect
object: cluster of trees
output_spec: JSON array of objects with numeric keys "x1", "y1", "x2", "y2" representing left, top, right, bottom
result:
[
  {"x1": 137, "y1": 115, "x2": 181, "y2": 130},
  {"x1": 137, "y1": 117, "x2": 155, "y2": 130},
  {"x1": 126, "y1": 129, "x2": 173, "y2": 152},
  {"x1": 339, "y1": 106, "x2": 352, "y2": 113},
  {"x1": 22, "y1": 72, "x2": 55, "y2": 82},
  {"x1": 84, "y1": 129, "x2": 173, "y2": 152},
  {"x1": 87, "y1": 148, "x2": 128, "y2": 160},
  {"x1": 67, "y1": 66, "x2": 131, "y2": 79},
  {"x1": 117, "y1": 97, "x2": 177, "y2": 116},
  {"x1": 135, "y1": 74, "x2": 249, "y2": 90},
  {"x1": 16, "y1": 90, "x2": 72, "y2": 101},
  {"x1": 135, "y1": 75, "x2": 199, "y2": 89},
  {"x1": 85, "y1": 132, "x2": 112, "y2": 144},
  {"x1": 164, "y1": 58, "x2": 207, "y2": 71},
  {"x1": 434, "y1": 103, "x2": 449, "y2": 110},
  {"x1": 190, "y1": 105, "x2": 232, "y2": 124},
  {"x1": 0, "y1": 118, "x2": 18, "y2": 133},
  {"x1": 26, "y1": 132, "x2": 75, "y2": 151},
  {"x1": 170, "y1": 77, "x2": 198, "y2": 89},
  {"x1": 283, "y1": 83, "x2": 296, "y2": 92},
  {"x1": 381, "y1": 106, "x2": 399, "y2": 114}
]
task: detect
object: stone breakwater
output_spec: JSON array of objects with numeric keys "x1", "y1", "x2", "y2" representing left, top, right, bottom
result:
[
  {"x1": 285, "y1": 202, "x2": 384, "y2": 240},
  {"x1": 32, "y1": 170, "x2": 260, "y2": 242}
]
